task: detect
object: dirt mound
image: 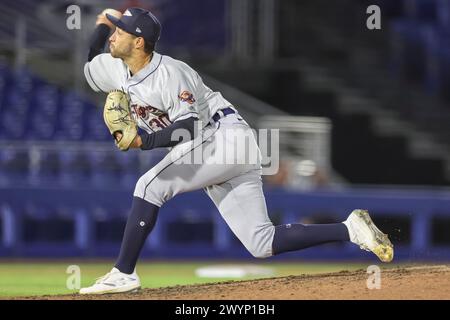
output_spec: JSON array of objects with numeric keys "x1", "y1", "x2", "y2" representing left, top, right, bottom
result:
[{"x1": 17, "y1": 265, "x2": 450, "y2": 300}]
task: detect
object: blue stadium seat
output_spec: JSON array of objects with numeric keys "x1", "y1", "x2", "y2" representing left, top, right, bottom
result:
[
  {"x1": 0, "y1": 149, "x2": 29, "y2": 185},
  {"x1": 436, "y1": 0, "x2": 450, "y2": 27},
  {"x1": 55, "y1": 113, "x2": 84, "y2": 141},
  {"x1": 403, "y1": 22, "x2": 450, "y2": 99},
  {"x1": 28, "y1": 149, "x2": 60, "y2": 185},
  {"x1": 114, "y1": 151, "x2": 140, "y2": 188},
  {"x1": 88, "y1": 151, "x2": 122, "y2": 187},
  {"x1": 54, "y1": 92, "x2": 89, "y2": 141},
  {"x1": 1, "y1": 110, "x2": 27, "y2": 139},
  {"x1": 11, "y1": 68, "x2": 35, "y2": 95},
  {"x1": 58, "y1": 150, "x2": 91, "y2": 186},
  {"x1": 86, "y1": 108, "x2": 110, "y2": 141},
  {"x1": 3, "y1": 89, "x2": 29, "y2": 114},
  {"x1": 0, "y1": 64, "x2": 112, "y2": 145},
  {"x1": 30, "y1": 112, "x2": 56, "y2": 140},
  {"x1": 33, "y1": 85, "x2": 59, "y2": 113},
  {"x1": 390, "y1": 20, "x2": 435, "y2": 83},
  {"x1": 404, "y1": 0, "x2": 438, "y2": 21},
  {"x1": 29, "y1": 86, "x2": 59, "y2": 140}
]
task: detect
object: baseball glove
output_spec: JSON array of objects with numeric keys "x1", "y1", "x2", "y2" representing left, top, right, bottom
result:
[{"x1": 103, "y1": 90, "x2": 137, "y2": 151}]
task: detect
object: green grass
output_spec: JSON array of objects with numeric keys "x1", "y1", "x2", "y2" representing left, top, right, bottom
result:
[{"x1": 0, "y1": 260, "x2": 375, "y2": 297}]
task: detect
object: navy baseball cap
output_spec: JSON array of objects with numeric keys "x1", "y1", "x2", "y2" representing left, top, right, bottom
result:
[{"x1": 106, "y1": 7, "x2": 161, "y2": 43}]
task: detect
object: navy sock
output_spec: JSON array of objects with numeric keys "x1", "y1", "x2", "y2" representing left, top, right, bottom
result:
[
  {"x1": 115, "y1": 197, "x2": 159, "y2": 274},
  {"x1": 272, "y1": 223, "x2": 350, "y2": 255}
]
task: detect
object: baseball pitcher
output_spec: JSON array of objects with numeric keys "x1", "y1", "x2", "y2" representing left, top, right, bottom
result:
[{"x1": 79, "y1": 7, "x2": 393, "y2": 294}]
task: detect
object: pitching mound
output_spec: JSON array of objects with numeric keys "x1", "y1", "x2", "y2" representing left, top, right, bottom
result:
[{"x1": 20, "y1": 265, "x2": 450, "y2": 300}]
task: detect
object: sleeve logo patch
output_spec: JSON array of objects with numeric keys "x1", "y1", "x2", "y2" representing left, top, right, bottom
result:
[{"x1": 178, "y1": 90, "x2": 196, "y2": 104}]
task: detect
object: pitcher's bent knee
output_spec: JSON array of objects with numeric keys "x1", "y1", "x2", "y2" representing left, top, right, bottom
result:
[
  {"x1": 245, "y1": 224, "x2": 275, "y2": 259},
  {"x1": 133, "y1": 175, "x2": 169, "y2": 208}
]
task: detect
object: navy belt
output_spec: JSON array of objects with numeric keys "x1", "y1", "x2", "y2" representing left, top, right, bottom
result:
[{"x1": 211, "y1": 107, "x2": 235, "y2": 123}]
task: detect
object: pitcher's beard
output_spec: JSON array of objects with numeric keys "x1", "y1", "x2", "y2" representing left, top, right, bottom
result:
[{"x1": 110, "y1": 45, "x2": 131, "y2": 60}]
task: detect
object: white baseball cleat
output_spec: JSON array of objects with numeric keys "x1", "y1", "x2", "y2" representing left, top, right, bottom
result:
[
  {"x1": 79, "y1": 267, "x2": 141, "y2": 295},
  {"x1": 343, "y1": 209, "x2": 394, "y2": 263}
]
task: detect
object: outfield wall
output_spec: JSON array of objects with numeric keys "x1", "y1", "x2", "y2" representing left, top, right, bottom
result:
[{"x1": 1, "y1": 186, "x2": 449, "y2": 261}]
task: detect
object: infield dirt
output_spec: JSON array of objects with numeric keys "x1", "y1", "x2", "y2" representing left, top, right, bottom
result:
[{"x1": 14, "y1": 265, "x2": 450, "y2": 300}]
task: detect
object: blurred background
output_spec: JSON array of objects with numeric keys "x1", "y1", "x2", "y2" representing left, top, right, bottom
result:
[{"x1": 0, "y1": 0, "x2": 450, "y2": 272}]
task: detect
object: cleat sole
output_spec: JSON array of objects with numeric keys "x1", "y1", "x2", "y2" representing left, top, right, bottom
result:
[{"x1": 354, "y1": 209, "x2": 394, "y2": 263}]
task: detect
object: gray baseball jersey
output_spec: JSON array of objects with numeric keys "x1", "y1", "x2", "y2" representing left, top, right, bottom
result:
[
  {"x1": 84, "y1": 52, "x2": 275, "y2": 258},
  {"x1": 85, "y1": 52, "x2": 233, "y2": 132}
]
